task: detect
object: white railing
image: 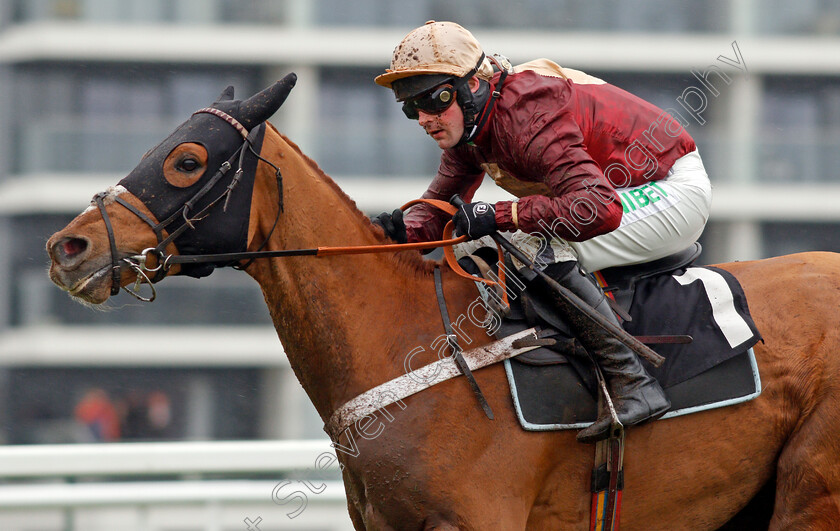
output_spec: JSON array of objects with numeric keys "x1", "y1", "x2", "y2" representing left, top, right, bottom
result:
[{"x1": 0, "y1": 440, "x2": 355, "y2": 531}]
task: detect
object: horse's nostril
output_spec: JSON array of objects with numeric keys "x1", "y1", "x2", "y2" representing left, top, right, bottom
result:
[
  {"x1": 53, "y1": 237, "x2": 89, "y2": 266},
  {"x1": 62, "y1": 238, "x2": 87, "y2": 257}
]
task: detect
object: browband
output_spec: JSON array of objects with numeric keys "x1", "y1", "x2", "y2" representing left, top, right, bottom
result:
[{"x1": 193, "y1": 108, "x2": 250, "y2": 139}]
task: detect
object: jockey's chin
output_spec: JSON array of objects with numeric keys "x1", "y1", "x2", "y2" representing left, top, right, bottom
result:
[{"x1": 418, "y1": 106, "x2": 465, "y2": 150}]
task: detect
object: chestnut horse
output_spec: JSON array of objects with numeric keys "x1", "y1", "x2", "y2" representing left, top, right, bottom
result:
[{"x1": 46, "y1": 76, "x2": 840, "y2": 529}]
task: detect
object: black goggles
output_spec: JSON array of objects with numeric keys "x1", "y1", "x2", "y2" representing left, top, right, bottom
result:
[{"x1": 401, "y1": 84, "x2": 457, "y2": 120}]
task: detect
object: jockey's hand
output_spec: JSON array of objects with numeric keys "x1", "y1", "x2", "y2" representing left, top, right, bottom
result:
[
  {"x1": 371, "y1": 209, "x2": 407, "y2": 244},
  {"x1": 453, "y1": 201, "x2": 497, "y2": 240}
]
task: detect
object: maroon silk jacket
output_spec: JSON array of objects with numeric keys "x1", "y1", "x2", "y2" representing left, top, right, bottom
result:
[{"x1": 403, "y1": 69, "x2": 696, "y2": 243}]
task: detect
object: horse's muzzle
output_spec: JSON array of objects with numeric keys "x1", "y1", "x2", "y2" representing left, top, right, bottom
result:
[{"x1": 46, "y1": 233, "x2": 115, "y2": 303}]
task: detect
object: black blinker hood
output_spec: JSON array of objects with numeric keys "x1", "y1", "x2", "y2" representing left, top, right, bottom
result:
[{"x1": 118, "y1": 101, "x2": 265, "y2": 278}]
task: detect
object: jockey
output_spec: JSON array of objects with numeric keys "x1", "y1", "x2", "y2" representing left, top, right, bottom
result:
[{"x1": 373, "y1": 21, "x2": 712, "y2": 443}]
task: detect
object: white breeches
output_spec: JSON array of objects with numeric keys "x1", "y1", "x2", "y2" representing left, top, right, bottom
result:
[{"x1": 570, "y1": 149, "x2": 712, "y2": 272}]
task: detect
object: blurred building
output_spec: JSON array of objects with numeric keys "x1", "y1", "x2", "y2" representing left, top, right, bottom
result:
[{"x1": 1, "y1": 0, "x2": 840, "y2": 447}]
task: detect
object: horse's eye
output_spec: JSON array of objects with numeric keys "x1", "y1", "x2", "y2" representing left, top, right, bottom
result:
[{"x1": 177, "y1": 158, "x2": 199, "y2": 172}]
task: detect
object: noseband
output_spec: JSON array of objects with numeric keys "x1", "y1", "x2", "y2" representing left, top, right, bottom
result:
[{"x1": 92, "y1": 107, "x2": 284, "y2": 301}]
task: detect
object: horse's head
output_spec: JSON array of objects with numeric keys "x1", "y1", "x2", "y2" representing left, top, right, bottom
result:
[{"x1": 47, "y1": 73, "x2": 297, "y2": 304}]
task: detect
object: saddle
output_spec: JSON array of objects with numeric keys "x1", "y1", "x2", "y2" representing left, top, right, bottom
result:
[
  {"x1": 459, "y1": 242, "x2": 763, "y2": 430},
  {"x1": 460, "y1": 243, "x2": 703, "y2": 367}
]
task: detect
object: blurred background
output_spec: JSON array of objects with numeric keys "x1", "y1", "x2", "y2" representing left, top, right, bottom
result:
[{"x1": 0, "y1": 0, "x2": 838, "y2": 529}]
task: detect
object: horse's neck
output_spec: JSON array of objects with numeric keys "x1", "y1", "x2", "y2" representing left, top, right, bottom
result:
[{"x1": 245, "y1": 133, "x2": 476, "y2": 421}]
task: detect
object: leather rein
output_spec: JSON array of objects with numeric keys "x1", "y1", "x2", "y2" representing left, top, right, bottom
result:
[{"x1": 93, "y1": 108, "x2": 509, "y2": 304}]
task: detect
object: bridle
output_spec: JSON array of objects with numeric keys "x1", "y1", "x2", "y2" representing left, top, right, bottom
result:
[
  {"x1": 92, "y1": 107, "x2": 506, "y2": 304},
  {"x1": 93, "y1": 107, "x2": 284, "y2": 302}
]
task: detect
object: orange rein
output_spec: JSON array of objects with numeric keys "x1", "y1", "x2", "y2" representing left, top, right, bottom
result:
[{"x1": 315, "y1": 198, "x2": 509, "y2": 307}]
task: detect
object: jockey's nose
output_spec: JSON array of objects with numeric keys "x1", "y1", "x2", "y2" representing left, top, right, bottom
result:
[{"x1": 49, "y1": 235, "x2": 91, "y2": 270}]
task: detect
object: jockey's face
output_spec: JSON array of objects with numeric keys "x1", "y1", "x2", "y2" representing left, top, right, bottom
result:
[
  {"x1": 417, "y1": 77, "x2": 480, "y2": 150},
  {"x1": 418, "y1": 99, "x2": 464, "y2": 150}
]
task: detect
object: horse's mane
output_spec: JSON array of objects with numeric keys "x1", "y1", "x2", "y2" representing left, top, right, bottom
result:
[{"x1": 270, "y1": 125, "x2": 437, "y2": 277}]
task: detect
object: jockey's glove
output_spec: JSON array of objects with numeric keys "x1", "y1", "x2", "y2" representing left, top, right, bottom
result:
[
  {"x1": 453, "y1": 201, "x2": 497, "y2": 240},
  {"x1": 371, "y1": 209, "x2": 407, "y2": 244}
]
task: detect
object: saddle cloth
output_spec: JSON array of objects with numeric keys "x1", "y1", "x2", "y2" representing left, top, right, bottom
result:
[{"x1": 465, "y1": 244, "x2": 764, "y2": 431}]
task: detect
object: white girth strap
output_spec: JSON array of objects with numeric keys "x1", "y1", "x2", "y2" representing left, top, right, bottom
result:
[{"x1": 325, "y1": 327, "x2": 541, "y2": 438}]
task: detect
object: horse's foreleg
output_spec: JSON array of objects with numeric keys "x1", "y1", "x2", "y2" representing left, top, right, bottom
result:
[{"x1": 346, "y1": 502, "x2": 366, "y2": 530}]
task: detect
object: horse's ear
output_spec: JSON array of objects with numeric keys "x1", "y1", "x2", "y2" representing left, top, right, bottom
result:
[
  {"x1": 215, "y1": 85, "x2": 235, "y2": 103},
  {"x1": 238, "y1": 73, "x2": 297, "y2": 129}
]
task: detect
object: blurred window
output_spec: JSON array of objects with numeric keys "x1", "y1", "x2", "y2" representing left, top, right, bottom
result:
[
  {"x1": 316, "y1": 67, "x2": 439, "y2": 177},
  {"x1": 762, "y1": 222, "x2": 840, "y2": 256},
  {"x1": 759, "y1": 76, "x2": 840, "y2": 183},
  {"x1": 756, "y1": 0, "x2": 840, "y2": 35},
  {"x1": 315, "y1": 0, "x2": 726, "y2": 32},
  {"x1": 10, "y1": 0, "x2": 278, "y2": 24},
  {"x1": 10, "y1": 0, "x2": 729, "y2": 32},
  {"x1": 10, "y1": 0, "x2": 840, "y2": 34},
  {"x1": 10, "y1": 65, "x2": 258, "y2": 175}
]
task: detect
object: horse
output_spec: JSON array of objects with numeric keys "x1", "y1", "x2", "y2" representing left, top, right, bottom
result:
[{"x1": 46, "y1": 75, "x2": 840, "y2": 530}]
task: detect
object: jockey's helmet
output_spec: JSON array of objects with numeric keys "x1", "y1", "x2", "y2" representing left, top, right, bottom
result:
[
  {"x1": 375, "y1": 21, "x2": 494, "y2": 145},
  {"x1": 375, "y1": 21, "x2": 493, "y2": 90}
]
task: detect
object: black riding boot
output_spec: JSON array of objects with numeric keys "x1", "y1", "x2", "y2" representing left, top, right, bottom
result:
[{"x1": 542, "y1": 262, "x2": 671, "y2": 443}]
